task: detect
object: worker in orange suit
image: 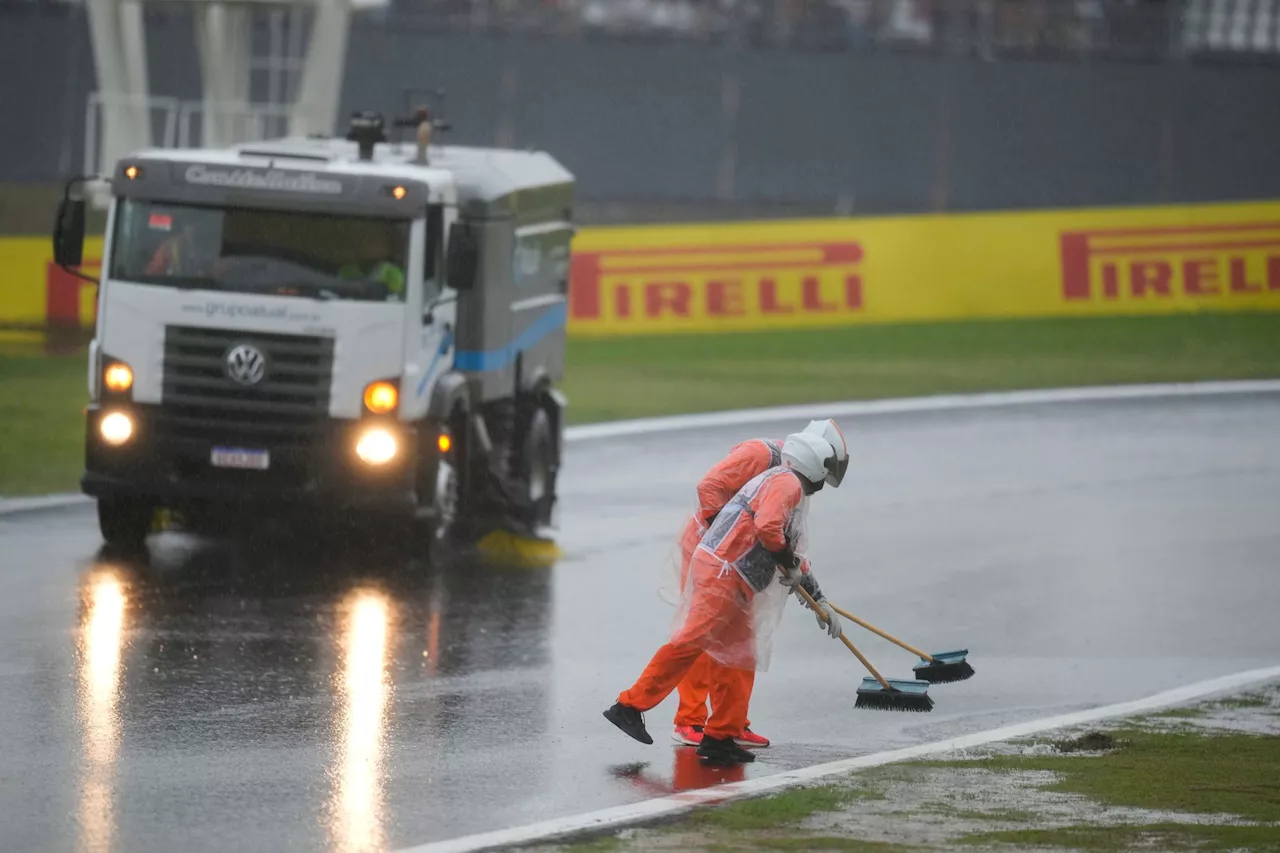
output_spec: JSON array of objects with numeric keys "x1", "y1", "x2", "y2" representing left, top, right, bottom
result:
[
  {"x1": 607, "y1": 430, "x2": 847, "y2": 765},
  {"x1": 669, "y1": 418, "x2": 847, "y2": 751},
  {"x1": 671, "y1": 436, "x2": 782, "y2": 750}
]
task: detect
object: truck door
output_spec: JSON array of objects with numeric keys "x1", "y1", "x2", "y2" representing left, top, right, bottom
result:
[{"x1": 411, "y1": 202, "x2": 456, "y2": 414}]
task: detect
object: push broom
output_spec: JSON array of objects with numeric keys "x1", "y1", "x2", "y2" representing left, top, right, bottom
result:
[
  {"x1": 793, "y1": 586, "x2": 933, "y2": 712},
  {"x1": 825, "y1": 602, "x2": 975, "y2": 684}
]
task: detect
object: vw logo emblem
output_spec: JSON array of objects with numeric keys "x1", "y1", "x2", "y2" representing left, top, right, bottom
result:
[{"x1": 224, "y1": 343, "x2": 267, "y2": 386}]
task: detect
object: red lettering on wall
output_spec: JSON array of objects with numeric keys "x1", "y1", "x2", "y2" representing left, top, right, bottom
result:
[
  {"x1": 845, "y1": 275, "x2": 863, "y2": 310},
  {"x1": 801, "y1": 276, "x2": 837, "y2": 312},
  {"x1": 1060, "y1": 223, "x2": 1280, "y2": 301},
  {"x1": 1130, "y1": 261, "x2": 1172, "y2": 297},
  {"x1": 1060, "y1": 233, "x2": 1091, "y2": 300},
  {"x1": 759, "y1": 278, "x2": 794, "y2": 313},
  {"x1": 614, "y1": 284, "x2": 631, "y2": 318},
  {"x1": 1102, "y1": 264, "x2": 1120, "y2": 299},
  {"x1": 46, "y1": 261, "x2": 101, "y2": 327},
  {"x1": 1230, "y1": 258, "x2": 1262, "y2": 293},
  {"x1": 706, "y1": 280, "x2": 745, "y2": 316},
  {"x1": 1182, "y1": 258, "x2": 1220, "y2": 295},
  {"x1": 644, "y1": 281, "x2": 692, "y2": 318},
  {"x1": 569, "y1": 253, "x2": 602, "y2": 319}
]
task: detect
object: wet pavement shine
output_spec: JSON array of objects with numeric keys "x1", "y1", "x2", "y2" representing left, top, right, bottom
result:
[{"x1": 1, "y1": 393, "x2": 1278, "y2": 853}]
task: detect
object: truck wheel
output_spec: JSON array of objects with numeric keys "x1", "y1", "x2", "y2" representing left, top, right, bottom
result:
[
  {"x1": 520, "y1": 403, "x2": 558, "y2": 528},
  {"x1": 425, "y1": 411, "x2": 465, "y2": 547},
  {"x1": 432, "y1": 455, "x2": 461, "y2": 543},
  {"x1": 97, "y1": 498, "x2": 153, "y2": 549}
]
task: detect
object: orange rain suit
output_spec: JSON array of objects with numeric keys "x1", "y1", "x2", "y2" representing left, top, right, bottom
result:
[
  {"x1": 620, "y1": 466, "x2": 817, "y2": 740},
  {"x1": 673, "y1": 438, "x2": 782, "y2": 730}
]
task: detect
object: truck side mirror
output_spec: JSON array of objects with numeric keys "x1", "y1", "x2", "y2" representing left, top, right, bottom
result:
[
  {"x1": 53, "y1": 195, "x2": 87, "y2": 270},
  {"x1": 445, "y1": 222, "x2": 477, "y2": 291}
]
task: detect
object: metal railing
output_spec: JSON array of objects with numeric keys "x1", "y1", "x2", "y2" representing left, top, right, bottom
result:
[
  {"x1": 83, "y1": 93, "x2": 310, "y2": 208},
  {"x1": 356, "y1": 0, "x2": 1280, "y2": 64}
]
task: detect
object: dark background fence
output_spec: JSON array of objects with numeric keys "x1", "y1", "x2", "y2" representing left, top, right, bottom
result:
[{"x1": 3, "y1": 0, "x2": 1280, "y2": 229}]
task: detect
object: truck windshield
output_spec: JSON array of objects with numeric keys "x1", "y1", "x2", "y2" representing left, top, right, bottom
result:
[{"x1": 108, "y1": 199, "x2": 411, "y2": 302}]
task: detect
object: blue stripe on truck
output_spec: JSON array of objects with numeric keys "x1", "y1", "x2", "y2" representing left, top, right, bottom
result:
[
  {"x1": 453, "y1": 302, "x2": 567, "y2": 373},
  {"x1": 416, "y1": 328, "x2": 455, "y2": 397}
]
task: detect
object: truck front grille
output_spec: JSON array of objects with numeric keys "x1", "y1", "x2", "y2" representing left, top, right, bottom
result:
[{"x1": 158, "y1": 325, "x2": 334, "y2": 448}]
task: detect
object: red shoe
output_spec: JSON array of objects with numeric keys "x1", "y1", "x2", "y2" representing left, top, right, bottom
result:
[
  {"x1": 672, "y1": 725, "x2": 704, "y2": 746},
  {"x1": 734, "y1": 727, "x2": 770, "y2": 748}
]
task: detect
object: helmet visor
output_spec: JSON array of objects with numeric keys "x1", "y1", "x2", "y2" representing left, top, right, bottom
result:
[{"x1": 825, "y1": 454, "x2": 848, "y2": 487}]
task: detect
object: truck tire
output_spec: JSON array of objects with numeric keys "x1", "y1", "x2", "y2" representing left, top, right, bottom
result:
[
  {"x1": 422, "y1": 408, "x2": 466, "y2": 548},
  {"x1": 519, "y1": 401, "x2": 558, "y2": 528},
  {"x1": 97, "y1": 498, "x2": 153, "y2": 549}
]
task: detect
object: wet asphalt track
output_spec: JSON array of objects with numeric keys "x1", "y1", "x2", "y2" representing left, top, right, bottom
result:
[{"x1": 2, "y1": 392, "x2": 1279, "y2": 853}]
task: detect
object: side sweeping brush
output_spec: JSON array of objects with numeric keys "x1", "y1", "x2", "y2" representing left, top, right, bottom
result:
[
  {"x1": 793, "y1": 586, "x2": 934, "y2": 713},
  {"x1": 825, "y1": 602, "x2": 975, "y2": 684},
  {"x1": 475, "y1": 528, "x2": 563, "y2": 568}
]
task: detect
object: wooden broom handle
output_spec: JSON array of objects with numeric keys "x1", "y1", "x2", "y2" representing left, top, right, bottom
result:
[
  {"x1": 825, "y1": 602, "x2": 937, "y2": 663},
  {"x1": 794, "y1": 585, "x2": 893, "y2": 692}
]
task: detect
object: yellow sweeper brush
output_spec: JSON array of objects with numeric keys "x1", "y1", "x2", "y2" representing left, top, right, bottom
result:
[{"x1": 475, "y1": 528, "x2": 562, "y2": 569}]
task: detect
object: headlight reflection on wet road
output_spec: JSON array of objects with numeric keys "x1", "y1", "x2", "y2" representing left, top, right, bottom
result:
[
  {"x1": 77, "y1": 568, "x2": 127, "y2": 853},
  {"x1": 330, "y1": 588, "x2": 393, "y2": 853}
]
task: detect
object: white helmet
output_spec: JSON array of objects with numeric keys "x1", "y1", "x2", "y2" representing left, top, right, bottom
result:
[
  {"x1": 781, "y1": 432, "x2": 839, "y2": 492},
  {"x1": 802, "y1": 418, "x2": 848, "y2": 487}
]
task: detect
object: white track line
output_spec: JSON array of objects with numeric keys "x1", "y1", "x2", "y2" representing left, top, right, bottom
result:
[
  {"x1": 0, "y1": 493, "x2": 91, "y2": 517},
  {"x1": 562, "y1": 379, "x2": 1280, "y2": 442},
  {"x1": 394, "y1": 665, "x2": 1280, "y2": 853},
  {"x1": 4, "y1": 380, "x2": 1279, "y2": 517}
]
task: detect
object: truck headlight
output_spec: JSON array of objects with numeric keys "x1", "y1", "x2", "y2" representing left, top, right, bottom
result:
[
  {"x1": 103, "y1": 361, "x2": 133, "y2": 393},
  {"x1": 363, "y1": 380, "x2": 399, "y2": 415},
  {"x1": 355, "y1": 427, "x2": 398, "y2": 466},
  {"x1": 100, "y1": 411, "x2": 134, "y2": 446}
]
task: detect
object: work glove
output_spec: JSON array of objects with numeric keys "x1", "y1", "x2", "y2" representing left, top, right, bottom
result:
[{"x1": 811, "y1": 596, "x2": 842, "y2": 640}]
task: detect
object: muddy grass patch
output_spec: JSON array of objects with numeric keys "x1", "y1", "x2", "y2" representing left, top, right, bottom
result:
[
  {"x1": 686, "y1": 783, "x2": 885, "y2": 832},
  {"x1": 959, "y1": 823, "x2": 1280, "y2": 850},
  {"x1": 533, "y1": 684, "x2": 1280, "y2": 852},
  {"x1": 1051, "y1": 731, "x2": 1121, "y2": 753}
]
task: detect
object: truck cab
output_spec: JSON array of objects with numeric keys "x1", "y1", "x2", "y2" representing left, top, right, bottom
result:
[{"x1": 53, "y1": 111, "x2": 573, "y2": 551}]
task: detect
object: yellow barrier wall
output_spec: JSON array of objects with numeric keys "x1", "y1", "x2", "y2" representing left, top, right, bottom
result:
[
  {"x1": 4, "y1": 200, "x2": 1280, "y2": 335},
  {"x1": 568, "y1": 198, "x2": 1280, "y2": 337},
  {"x1": 0, "y1": 236, "x2": 104, "y2": 328}
]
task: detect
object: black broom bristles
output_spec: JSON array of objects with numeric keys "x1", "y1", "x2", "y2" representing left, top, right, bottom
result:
[
  {"x1": 855, "y1": 678, "x2": 934, "y2": 712},
  {"x1": 913, "y1": 659, "x2": 976, "y2": 684}
]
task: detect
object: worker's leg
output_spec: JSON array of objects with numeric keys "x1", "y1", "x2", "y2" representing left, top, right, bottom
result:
[
  {"x1": 672, "y1": 518, "x2": 711, "y2": 728},
  {"x1": 674, "y1": 653, "x2": 711, "y2": 728},
  {"x1": 617, "y1": 641, "x2": 705, "y2": 712},
  {"x1": 703, "y1": 600, "x2": 757, "y2": 741},
  {"x1": 619, "y1": 557, "x2": 741, "y2": 712}
]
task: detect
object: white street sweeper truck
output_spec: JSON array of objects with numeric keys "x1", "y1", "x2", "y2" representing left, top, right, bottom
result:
[{"x1": 53, "y1": 108, "x2": 573, "y2": 553}]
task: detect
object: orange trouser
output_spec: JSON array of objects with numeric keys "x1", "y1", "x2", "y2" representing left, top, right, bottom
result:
[
  {"x1": 620, "y1": 553, "x2": 756, "y2": 740},
  {"x1": 672, "y1": 518, "x2": 754, "y2": 731}
]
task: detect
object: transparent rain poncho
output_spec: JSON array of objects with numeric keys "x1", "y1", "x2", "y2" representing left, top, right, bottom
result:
[
  {"x1": 657, "y1": 439, "x2": 784, "y2": 608},
  {"x1": 665, "y1": 468, "x2": 812, "y2": 673}
]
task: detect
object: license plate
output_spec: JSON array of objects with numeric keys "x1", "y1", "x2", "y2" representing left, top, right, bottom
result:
[{"x1": 211, "y1": 447, "x2": 270, "y2": 470}]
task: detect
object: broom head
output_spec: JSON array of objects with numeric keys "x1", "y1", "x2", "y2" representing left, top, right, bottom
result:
[
  {"x1": 854, "y1": 677, "x2": 934, "y2": 712},
  {"x1": 912, "y1": 650, "x2": 974, "y2": 684}
]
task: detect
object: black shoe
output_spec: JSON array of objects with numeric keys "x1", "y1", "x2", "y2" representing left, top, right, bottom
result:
[
  {"x1": 696, "y1": 734, "x2": 756, "y2": 764},
  {"x1": 604, "y1": 702, "x2": 654, "y2": 745}
]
